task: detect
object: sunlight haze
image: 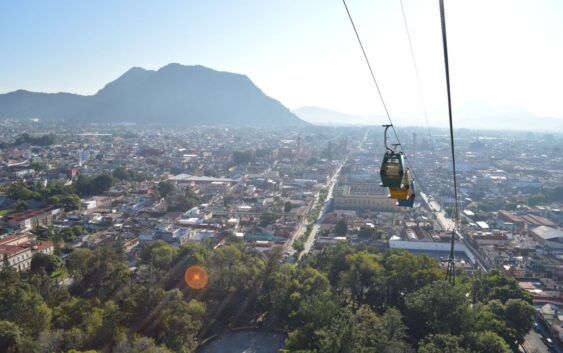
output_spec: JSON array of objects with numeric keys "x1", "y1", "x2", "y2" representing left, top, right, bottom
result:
[{"x1": 1, "y1": 0, "x2": 562, "y2": 124}]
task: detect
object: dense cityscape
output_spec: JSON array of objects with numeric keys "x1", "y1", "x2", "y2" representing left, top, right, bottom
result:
[
  {"x1": 0, "y1": 120, "x2": 561, "y2": 353},
  {"x1": 2, "y1": 0, "x2": 563, "y2": 351}
]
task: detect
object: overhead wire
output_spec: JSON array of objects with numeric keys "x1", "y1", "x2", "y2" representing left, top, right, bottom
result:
[
  {"x1": 438, "y1": 0, "x2": 460, "y2": 284},
  {"x1": 399, "y1": 0, "x2": 436, "y2": 155},
  {"x1": 341, "y1": 0, "x2": 426, "y2": 195},
  {"x1": 343, "y1": 0, "x2": 461, "y2": 282}
]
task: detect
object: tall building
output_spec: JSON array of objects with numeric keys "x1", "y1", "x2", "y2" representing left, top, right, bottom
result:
[{"x1": 76, "y1": 148, "x2": 90, "y2": 166}]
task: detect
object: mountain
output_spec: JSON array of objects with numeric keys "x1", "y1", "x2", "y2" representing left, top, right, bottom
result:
[
  {"x1": 293, "y1": 106, "x2": 387, "y2": 126},
  {"x1": 452, "y1": 102, "x2": 563, "y2": 132},
  {"x1": 294, "y1": 104, "x2": 563, "y2": 132},
  {"x1": 0, "y1": 64, "x2": 306, "y2": 126}
]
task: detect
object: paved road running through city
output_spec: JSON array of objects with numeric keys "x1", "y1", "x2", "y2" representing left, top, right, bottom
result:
[
  {"x1": 300, "y1": 162, "x2": 343, "y2": 258},
  {"x1": 523, "y1": 329, "x2": 550, "y2": 353},
  {"x1": 299, "y1": 128, "x2": 370, "y2": 258}
]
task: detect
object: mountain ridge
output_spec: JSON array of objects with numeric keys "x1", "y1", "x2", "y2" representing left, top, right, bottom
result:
[
  {"x1": 0, "y1": 64, "x2": 306, "y2": 127},
  {"x1": 294, "y1": 105, "x2": 563, "y2": 132}
]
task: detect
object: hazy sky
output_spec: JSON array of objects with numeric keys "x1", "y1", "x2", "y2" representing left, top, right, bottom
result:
[{"x1": 1, "y1": 0, "x2": 562, "y2": 123}]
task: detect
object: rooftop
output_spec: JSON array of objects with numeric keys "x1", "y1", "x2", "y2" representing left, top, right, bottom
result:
[
  {"x1": 531, "y1": 225, "x2": 563, "y2": 241},
  {"x1": 168, "y1": 174, "x2": 237, "y2": 183}
]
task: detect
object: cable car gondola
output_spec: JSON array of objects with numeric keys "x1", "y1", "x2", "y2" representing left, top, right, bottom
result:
[
  {"x1": 388, "y1": 168, "x2": 412, "y2": 200},
  {"x1": 379, "y1": 125, "x2": 405, "y2": 188},
  {"x1": 397, "y1": 178, "x2": 415, "y2": 208}
]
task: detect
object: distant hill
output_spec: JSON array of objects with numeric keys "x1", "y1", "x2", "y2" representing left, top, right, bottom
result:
[
  {"x1": 294, "y1": 104, "x2": 563, "y2": 132},
  {"x1": 293, "y1": 106, "x2": 386, "y2": 126},
  {"x1": 452, "y1": 102, "x2": 563, "y2": 132},
  {"x1": 0, "y1": 64, "x2": 306, "y2": 127}
]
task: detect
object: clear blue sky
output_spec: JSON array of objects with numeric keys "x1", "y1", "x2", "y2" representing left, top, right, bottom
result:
[{"x1": 1, "y1": 0, "x2": 562, "y2": 121}]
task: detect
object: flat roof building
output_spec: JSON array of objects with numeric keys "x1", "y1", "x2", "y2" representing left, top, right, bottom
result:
[{"x1": 530, "y1": 226, "x2": 563, "y2": 250}]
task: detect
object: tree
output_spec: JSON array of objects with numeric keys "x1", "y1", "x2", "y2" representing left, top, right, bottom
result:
[
  {"x1": 4, "y1": 182, "x2": 40, "y2": 201},
  {"x1": 472, "y1": 270, "x2": 532, "y2": 303},
  {"x1": 209, "y1": 244, "x2": 266, "y2": 293},
  {"x1": 61, "y1": 194, "x2": 81, "y2": 211},
  {"x1": 287, "y1": 303, "x2": 410, "y2": 353},
  {"x1": 15, "y1": 200, "x2": 28, "y2": 212},
  {"x1": 418, "y1": 334, "x2": 471, "y2": 353},
  {"x1": 113, "y1": 335, "x2": 173, "y2": 353},
  {"x1": 112, "y1": 166, "x2": 130, "y2": 181},
  {"x1": 69, "y1": 244, "x2": 131, "y2": 300},
  {"x1": 232, "y1": 150, "x2": 254, "y2": 164},
  {"x1": 203, "y1": 169, "x2": 218, "y2": 177},
  {"x1": 382, "y1": 250, "x2": 443, "y2": 308},
  {"x1": 284, "y1": 201, "x2": 292, "y2": 213},
  {"x1": 166, "y1": 191, "x2": 199, "y2": 212},
  {"x1": 338, "y1": 252, "x2": 385, "y2": 310},
  {"x1": 74, "y1": 173, "x2": 114, "y2": 196},
  {"x1": 503, "y1": 299, "x2": 534, "y2": 347},
  {"x1": 293, "y1": 239, "x2": 305, "y2": 253},
  {"x1": 90, "y1": 174, "x2": 114, "y2": 195},
  {"x1": 31, "y1": 253, "x2": 63, "y2": 274},
  {"x1": 352, "y1": 307, "x2": 409, "y2": 353},
  {"x1": 259, "y1": 212, "x2": 279, "y2": 227},
  {"x1": 464, "y1": 331, "x2": 511, "y2": 353},
  {"x1": 157, "y1": 181, "x2": 175, "y2": 198},
  {"x1": 334, "y1": 219, "x2": 348, "y2": 236},
  {"x1": 357, "y1": 227, "x2": 375, "y2": 240},
  {"x1": 48, "y1": 195, "x2": 61, "y2": 205},
  {"x1": 404, "y1": 281, "x2": 470, "y2": 340},
  {"x1": 148, "y1": 291, "x2": 205, "y2": 353},
  {"x1": 285, "y1": 293, "x2": 342, "y2": 351},
  {"x1": 0, "y1": 320, "x2": 23, "y2": 353},
  {"x1": 141, "y1": 241, "x2": 179, "y2": 271},
  {"x1": 0, "y1": 282, "x2": 52, "y2": 335},
  {"x1": 30, "y1": 161, "x2": 47, "y2": 172},
  {"x1": 15, "y1": 133, "x2": 56, "y2": 146},
  {"x1": 262, "y1": 264, "x2": 331, "y2": 328},
  {"x1": 74, "y1": 175, "x2": 92, "y2": 195},
  {"x1": 67, "y1": 249, "x2": 93, "y2": 277}
]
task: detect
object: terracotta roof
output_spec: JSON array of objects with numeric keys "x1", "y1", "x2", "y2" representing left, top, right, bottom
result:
[
  {"x1": 3, "y1": 206, "x2": 60, "y2": 222},
  {"x1": 0, "y1": 245, "x2": 30, "y2": 256}
]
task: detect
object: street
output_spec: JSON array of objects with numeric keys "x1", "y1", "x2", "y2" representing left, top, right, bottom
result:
[
  {"x1": 294, "y1": 128, "x2": 369, "y2": 259},
  {"x1": 523, "y1": 329, "x2": 551, "y2": 353},
  {"x1": 420, "y1": 192, "x2": 455, "y2": 231},
  {"x1": 299, "y1": 161, "x2": 344, "y2": 259},
  {"x1": 524, "y1": 318, "x2": 563, "y2": 353}
]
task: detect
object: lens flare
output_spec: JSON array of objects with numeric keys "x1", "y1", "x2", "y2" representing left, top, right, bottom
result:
[{"x1": 184, "y1": 265, "x2": 208, "y2": 289}]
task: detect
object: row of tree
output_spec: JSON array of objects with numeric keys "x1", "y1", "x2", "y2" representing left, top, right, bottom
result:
[
  {"x1": 0, "y1": 133, "x2": 58, "y2": 149},
  {"x1": 111, "y1": 167, "x2": 151, "y2": 182},
  {"x1": 3, "y1": 180, "x2": 82, "y2": 212},
  {"x1": 264, "y1": 244, "x2": 533, "y2": 353},
  {"x1": 2, "y1": 167, "x2": 146, "y2": 212},
  {"x1": 157, "y1": 181, "x2": 200, "y2": 212},
  {"x1": 0, "y1": 238, "x2": 534, "y2": 353}
]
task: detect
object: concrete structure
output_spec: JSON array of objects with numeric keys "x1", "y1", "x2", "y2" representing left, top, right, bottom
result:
[
  {"x1": 168, "y1": 174, "x2": 237, "y2": 184},
  {"x1": 389, "y1": 239, "x2": 476, "y2": 265},
  {"x1": 530, "y1": 226, "x2": 563, "y2": 250},
  {"x1": 0, "y1": 245, "x2": 31, "y2": 271},
  {"x1": 0, "y1": 233, "x2": 51, "y2": 271},
  {"x1": 333, "y1": 183, "x2": 400, "y2": 212},
  {"x1": 2, "y1": 207, "x2": 62, "y2": 230}
]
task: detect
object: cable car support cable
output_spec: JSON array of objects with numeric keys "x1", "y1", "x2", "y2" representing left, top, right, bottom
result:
[
  {"x1": 399, "y1": 0, "x2": 436, "y2": 155},
  {"x1": 342, "y1": 0, "x2": 417, "y2": 178},
  {"x1": 439, "y1": 0, "x2": 459, "y2": 285}
]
